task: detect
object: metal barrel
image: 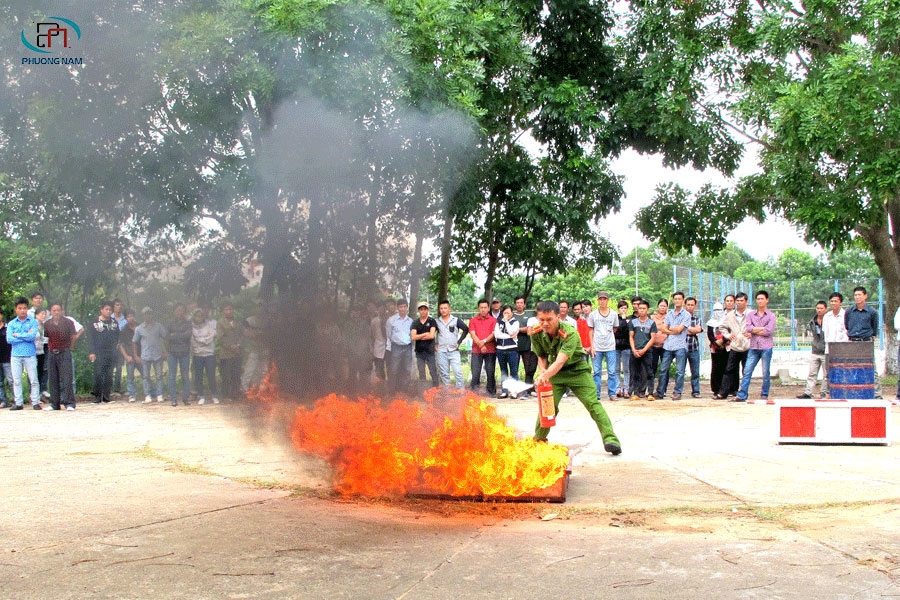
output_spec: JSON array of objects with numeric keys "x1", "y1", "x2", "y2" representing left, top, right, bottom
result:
[{"x1": 828, "y1": 341, "x2": 875, "y2": 400}]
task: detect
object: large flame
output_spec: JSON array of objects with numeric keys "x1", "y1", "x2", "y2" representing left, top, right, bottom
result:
[{"x1": 250, "y1": 373, "x2": 569, "y2": 497}]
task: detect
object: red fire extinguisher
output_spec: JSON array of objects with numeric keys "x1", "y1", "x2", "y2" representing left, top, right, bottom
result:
[{"x1": 536, "y1": 382, "x2": 556, "y2": 427}]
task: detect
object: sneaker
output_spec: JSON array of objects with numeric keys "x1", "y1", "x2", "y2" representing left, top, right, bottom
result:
[
  {"x1": 91, "y1": 399, "x2": 101, "y2": 404},
  {"x1": 128, "y1": 396, "x2": 136, "y2": 403},
  {"x1": 496, "y1": 392, "x2": 508, "y2": 399},
  {"x1": 212, "y1": 397, "x2": 220, "y2": 404},
  {"x1": 171, "y1": 399, "x2": 178, "y2": 407},
  {"x1": 156, "y1": 395, "x2": 165, "y2": 403},
  {"x1": 796, "y1": 393, "x2": 812, "y2": 399},
  {"x1": 604, "y1": 441, "x2": 622, "y2": 456},
  {"x1": 198, "y1": 397, "x2": 206, "y2": 405},
  {"x1": 43, "y1": 405, "x2": 59, "y2": 410},
  {"x1": 32, "y1": 404, "x2": 42, "y2": 410},
  {"x1": 647, "y1": 395, "x2": 655, "y2": 401},
  {"x1": 671, "y1": 393, "x2": 681, "y2": 401},
  {"x1": 10, "y1": 404, "x2": 24, "y2": 411},
  {"x1": 691, "y1": 393, "x2": 701, "y2": 398},
  {"x1": 42, "y1": 391, "x2": 51, "y2": 399},
  {"x1": 143, "y1": 397, "x2": 153, "y2": 404},
  {"x1": 631, "y1": 395, "x2": 639, "y2": 401},
  {"x1": 183, "y1": 399, "x2": 190, "y2": 406},
  {"x1": 66, "y1": 406, "x2": 75, "y2": 411}
]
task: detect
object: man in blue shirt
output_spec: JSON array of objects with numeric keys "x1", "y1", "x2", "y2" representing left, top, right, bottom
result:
[
  {"x1": 385, "y1": 299, "x2": 413, "y2": 394},
  {"x1": 6, "y1": 297, "x2": 41, "y2": 410},
  {"x1": 844, "y1": 286, "x2": 882, "y2": 398},
  {"x1": 655, "y1": 292, "x2": 692, "y2": 400}
]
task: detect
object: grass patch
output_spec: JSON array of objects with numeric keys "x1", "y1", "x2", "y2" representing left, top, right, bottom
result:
[{"x1": 129, "y1": 443, "x2": 219, "y2": 477}]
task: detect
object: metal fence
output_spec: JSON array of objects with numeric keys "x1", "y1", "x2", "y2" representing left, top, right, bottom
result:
[{"x1": 673, "y1": 266, "x2": 885, "y2": 353}]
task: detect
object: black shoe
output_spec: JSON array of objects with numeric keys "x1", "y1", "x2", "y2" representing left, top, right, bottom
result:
[
  {"x1": 9, "y1": 404, "x2": 24, "y2": 411},
  {"x1": 91, "y1": 399, "x2": 101, "y2": 404},
  {"x1": 604, "y1": 441, "x2": 622, "y2": 456},
  {"x1": 101, "y1": 398, "x2": 111, "y2": 403},
  {"x1": 796, "y1": 393, "x2": 812, "y2": 399},
  {"x1": 32, "y1": 404, "x2": 42, "y2": 410}
]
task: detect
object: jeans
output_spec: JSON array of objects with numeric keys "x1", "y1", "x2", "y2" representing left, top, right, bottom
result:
[
  {"x1": 497, "y1": 349, "x2": 519, "y2": 393},
  {"x1": 0, "y1": 362, "x2": 12, "y2": 403},
  {"x1": 192, "y1": 354, "x2": 217, "y2": 398},
  {"x1": 141, "y1": 358, "x2": 165, "y2": 398},
  {"x1": 437, "y1": 350, "x2": 464, "y2": 388},
  {"x1": 125, "y1": 360, "x2": 139, "y2": 396},
  {"x1": 592, "y1": 350, "x2": 617, "y2": 398},
  {"x1": 686, "y1": 349, "x2": 700, "y2": 396},
  {"x1": 656, "y1": 348, "x2": 687, "y2": 396},
  {"x1": 219, "y1": 356, "x2": 242, "y2": 399},
  {"x1": 616, "y1": 349, "x2": 631, "y2": 394},
  {"x1": 11, "y1": 355, "x2": 40, "y2": 406},
  {"x1": 736, "y1": 348, "x2": 773, "y2": 400},
  {"x1": 648, "y1": 346, "x2": 664, "y2": 394},
  {"x1": 93, "y1": 352, "x2": 116, "y2": 402},
  {"x1": 469, "y1": 352, "x2": 496, "y2": 395},
  {"x1": 168, "y1": 352, "x2": 191, "y2": 403}
]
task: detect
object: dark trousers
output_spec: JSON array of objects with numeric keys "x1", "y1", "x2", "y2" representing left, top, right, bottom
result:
[
  {"x1": 192, "y1": 355, "x2": 217, "y2": 398},
  {"x1": 219, "y1": 357, "x2": 241, "y2": 399},
  {"x1": 630, "y1": 352, "x2": 652, "y2": 395},
  {"x1": 48, "y1": 349, "x2": 75, "y2": 409},
  {"x1": 387, "y1": 344, "x2": 412, "y2": 394},
  {"x1": 415, "y1": 351, "x2": 439, "y2": 387},
  {"x1": 373, "y1": 357, "x2": 386, "y2": 380},
  {"x1": 720, "y1": 350, "x2": 748, "y2": 396},
  {"x1": 93, "y1": 352, "x2": 116, "y2": 401},
  {"x1": 647, "y1": 346, "x2": 664, "y2": 394},
  {"x1": 520, "y1": 350, "x2": 538, "y2": 385},
  {"x1": 709, "y1": 349, "x2": 728, "y2": 394},
  {"x1": 37, "y1": 351, "x2": 47, "y2": 394},
  {"x1": 469, "y1": 352, "x2": 497, "y2": 395}
]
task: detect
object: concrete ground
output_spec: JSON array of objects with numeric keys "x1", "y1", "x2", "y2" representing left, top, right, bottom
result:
[{"x1": 2, "y1": 390, "x2": 900, "y2": 599}]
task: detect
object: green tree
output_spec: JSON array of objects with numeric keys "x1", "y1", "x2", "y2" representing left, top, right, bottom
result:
[{"x1": 630, "y1": 0, "x2": 900, "y2": 367}]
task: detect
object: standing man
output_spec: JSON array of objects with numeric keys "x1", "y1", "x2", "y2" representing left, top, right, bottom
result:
[
  {"x1": 0, "y1": 311, "x2": 12, "y2": 408},
  {"x1": 133, "y1": 307, "x2": 167, "y2": 404},
  {"x1": 822, "y1": 292, "x2": 849, "y2": 398},
  {"x1": 614, "y1": 300, "x2": 632, "y2": 398},
  {"x1": 43, "y1": 303, "x2": 77, "y2": 410},
  {"x1": 119, "y1": 310, "x2": 140, "y2": 402},
  {"x1": 628, "y1": 300, "x2": 657, "y2": 399},
  {"x1": 111, "y1": 298, "x2": 127, "y2": 395},
  {"x1": 797, "y1": 301, "x2": 828, "y2": 399},
  {"x1": 735, "y1": 290, "x2": 777, "y2": 402},
  {"x1": 655, "y1": 292, "x2": 692, "y2": 400},
  {"x1": 217, "y1": 303, "x2": 242, "y2": 402},
  {"x1": 558, "y1": 301, "x2": 577, "y2": 327},
  {"x1": 513, "y1": 296, "x2": 537, "y2": 389},
  {"x1": 684, "y1": 297, "x2": 704, "y2": 399},
  {"x1": 587, "y1": 291, "x2": 618, "y2": 400},
  {"x1": 844, "y1": 286, "x2": 882, "y2": 397},
  {"x1": 716, "y1": 293, "x2": 751, "y2": 399},
  {"x1": 167, "y1": 303, "x2": 192, "y2": 406},
  {"x1": 385, "y1": 298, "x2": 413, "y2": 395},
  {"x1": 531, "y1": 301, "x2": 621, "y2": 455},
  {"x1": 191, "y1": 307, "x2": 218, "y2": 405},
  {"x1": 647, "y1": 299, "x2": 669, "y2": 397},
  {"x1": 369, "y1": 301, "x2": 387, "y2": 383},
  {"x1": 89, "y1": 301, "x2": 120, "y2": 404},
  {"x1": 577, "y1": 300, "x2": 593, "y2": 364},
  {"x1": 411, "y1": 302, "x2": 439, "y2": 387},
  {"x1": 27, "y1": 292, "x2": 44, "y2": 318},
  {"x1": 468, "y1": 299, "x2": 497, "y2": 397},
  {"x1": 490, "y1": 298, "x2": 502, "y2": 320},
  {"x1": 6, "y1": 297, "x2": 41, "y2": 410},
  {"x1": 435, "y1": 300, "x2": 469, "y2": 388}
]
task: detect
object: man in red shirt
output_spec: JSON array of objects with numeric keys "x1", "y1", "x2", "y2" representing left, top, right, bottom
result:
[
  {"x1": 43, "y1": 303, "x2": 78, "y2": 410},
  {"x1": 468, "y1": 299, "x2": 497, "y2": 396}
]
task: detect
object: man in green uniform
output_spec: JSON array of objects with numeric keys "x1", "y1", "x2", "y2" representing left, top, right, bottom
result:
[{"x1": 532, "y1": 301, "x2": 622, "y2": 455}]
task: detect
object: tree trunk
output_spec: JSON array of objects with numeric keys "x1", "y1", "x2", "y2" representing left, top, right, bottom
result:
[
  {"x1": 858, "y1": 221, "x2": 900, "y2": 376},
  {"x1": 437, "y1": 199, "x2": 454, "y2": 303},
  {"x1": 408, "y1": 181, "x2": 428, "y2": 308}
]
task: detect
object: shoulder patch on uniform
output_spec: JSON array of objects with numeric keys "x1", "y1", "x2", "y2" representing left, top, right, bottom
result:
[{"x1": 559, "y1": 329, "x2": 568, "y2": 339}]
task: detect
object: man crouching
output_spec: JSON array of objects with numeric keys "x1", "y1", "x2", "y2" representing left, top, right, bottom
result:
[{"x1": 532, "y1": 301, "x2": 622, "y2": 455}]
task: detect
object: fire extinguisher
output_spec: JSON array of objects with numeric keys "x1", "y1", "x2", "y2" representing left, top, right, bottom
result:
[{"x1": 536, "y1": 382, "x2": 556, "y2": 427}]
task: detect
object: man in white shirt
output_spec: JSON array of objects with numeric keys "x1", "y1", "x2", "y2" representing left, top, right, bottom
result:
[{"x1": 822, "y1": 291, "x2": 849, "y2": 400}]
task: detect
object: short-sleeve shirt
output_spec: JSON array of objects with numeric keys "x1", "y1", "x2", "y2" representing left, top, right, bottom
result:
[
  {"x1": 629, "y1": 317, "x2": 657, "y2": 350},
  {"x1": 531, "y1": 322, "x2": 590, "y2": 376},
  {"x1": 468, "y1": 314, "x2": 497, "y2": 354},
  {"x1": 662, "y1": 308, "x2": 692, "y2": 351},
  {"x1": 412, "y1": 316, "x2": 438, "y2": 353},
  {"x1": 587, "y1": 309, "x2": 617, "y2": 352}
]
